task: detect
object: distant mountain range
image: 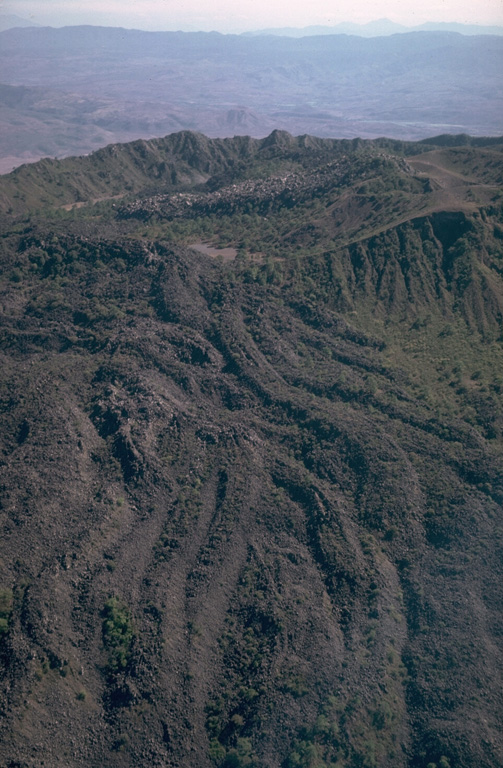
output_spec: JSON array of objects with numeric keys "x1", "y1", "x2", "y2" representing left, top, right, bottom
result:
[
  {"x1": 0, "y1": 25, "x2": 502, "y2": 173},
  {"x1": 244, "y1": 18, "x2": 503, "y2": 37},
  {"x1": 0, "y1": 14, "x2": 39, "y2": 32},
  {"x1": 1, "y1": 14, "x2": 502, "y2": 37}
]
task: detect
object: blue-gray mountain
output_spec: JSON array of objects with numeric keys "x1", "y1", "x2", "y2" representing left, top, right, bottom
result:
[{"x1": 0, "y1": 26, "x2": 502, "y2": 172}]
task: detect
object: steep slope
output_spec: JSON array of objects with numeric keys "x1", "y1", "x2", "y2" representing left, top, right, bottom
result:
[
  {"x1": 1, "y1": 129, "x2": 502, "y2": 218},
  {"x1": 0, "y1": 133, "x2": 502, "y2": 768}
]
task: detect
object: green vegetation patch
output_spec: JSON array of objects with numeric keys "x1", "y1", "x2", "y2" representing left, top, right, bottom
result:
[
  {"x1": 102, "y1": 596, "x2": 134, "y2": 673},
  {"x1": 0, "y1": 587, "x2": 13, "y2": 639}
]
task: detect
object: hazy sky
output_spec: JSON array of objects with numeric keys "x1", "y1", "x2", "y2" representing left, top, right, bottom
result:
[{"x1": 4, "y1": 0, "x2": 503, "y2": 33}]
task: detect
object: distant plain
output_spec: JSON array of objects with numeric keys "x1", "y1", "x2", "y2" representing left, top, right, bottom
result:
[{"x1": 0, "y1": 26, "x2": 502, "y2": 172}]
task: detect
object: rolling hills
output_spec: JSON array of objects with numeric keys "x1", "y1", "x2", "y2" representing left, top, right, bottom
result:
[{"x1": 0, "y1": 130, "x2": 502, "y2": 768}]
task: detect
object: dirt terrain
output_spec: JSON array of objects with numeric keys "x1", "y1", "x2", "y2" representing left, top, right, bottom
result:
[{"x1": 0, "y1": 131, "x2": 502, "y2": 768}]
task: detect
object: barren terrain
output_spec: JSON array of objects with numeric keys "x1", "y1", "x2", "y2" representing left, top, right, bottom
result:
[{"x1": 0, "y1": 131, "x2": 502, "y2": 768}]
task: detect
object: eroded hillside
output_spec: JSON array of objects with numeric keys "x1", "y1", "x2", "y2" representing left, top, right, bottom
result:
[{"x1": 0, "y1": 132, "x2": 502, "y2": 768}]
